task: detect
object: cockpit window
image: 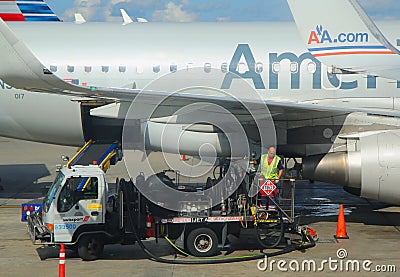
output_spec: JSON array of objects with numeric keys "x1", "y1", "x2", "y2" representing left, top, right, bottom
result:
[{"x1": 57, "y1": 177, "x2": 98, "y2": 213}]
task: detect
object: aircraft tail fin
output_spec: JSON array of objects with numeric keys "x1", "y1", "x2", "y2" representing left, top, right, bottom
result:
[
  {"x1": 287, "y1": 0, "x2": 400, "y2": 80},
  {"x1": 0, "y1": 0, "x2": 61, "y2": 22},
  {"x1": 120, "y1": 9, "x2": 133, "y2": 25},
  {"x1": 287, "y1": 0, "x2": 398, "y2": 58}
]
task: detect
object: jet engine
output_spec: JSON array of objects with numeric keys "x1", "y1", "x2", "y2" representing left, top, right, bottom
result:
[
  {"x1": 303, "y1": 130, "x2": 400, "y2": 205},
  {"x1": 144, "y1": 121, "x2": 233, "y2": 156}
]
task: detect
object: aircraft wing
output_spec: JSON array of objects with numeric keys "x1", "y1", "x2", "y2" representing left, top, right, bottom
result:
[
  {"x1": 0, "y1": 17, "x2": 392, "y2": 125},
  {"x1": 287, "y1": 0, "x2": 400, "y2": 81}
]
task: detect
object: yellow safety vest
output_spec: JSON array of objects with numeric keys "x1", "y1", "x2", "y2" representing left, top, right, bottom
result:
[{"x1": 260, "y1": 154, "x2": 281, "y2": 180}]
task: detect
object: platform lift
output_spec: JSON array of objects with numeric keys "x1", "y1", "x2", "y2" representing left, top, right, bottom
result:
[{"x1": 27, "y1": 141, "x2": 314, "y2": 262}]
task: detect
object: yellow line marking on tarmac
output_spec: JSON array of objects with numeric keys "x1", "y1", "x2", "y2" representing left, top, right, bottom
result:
[{"x1": 0, "y1": 205, "x2": 20, "y2": 209}]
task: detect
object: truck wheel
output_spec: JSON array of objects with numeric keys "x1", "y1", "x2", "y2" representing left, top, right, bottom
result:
[
  {"x1": 77, "y1": 236, "x2": 104, "y2": 261},
  {"x1": 186, "y1": 228, "x2": 218, "y2": 257}
]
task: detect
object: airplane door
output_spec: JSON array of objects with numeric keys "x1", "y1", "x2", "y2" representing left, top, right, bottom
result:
[{"x1": 53, "y1": 176, "x2": 104, "y2": 242}]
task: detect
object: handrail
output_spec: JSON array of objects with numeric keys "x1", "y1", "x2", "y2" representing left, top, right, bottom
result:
[
  {"x1": 97, "y1": 143, "x2": 118, "y2": 165},
  {"x1": 99, "y1": 151, "x2": 116, "y2": 172},
  {"x1": 256, "y1": 177, "x2": 296, "y2": 223},
  {"x1": 257, "y1": 177, "x2": 296, "y2": 182},
  {"x1": 67, "y1": 139, "x2": 93, "y2": 168}
]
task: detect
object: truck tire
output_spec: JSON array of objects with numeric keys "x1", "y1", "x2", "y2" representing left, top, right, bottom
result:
[
  {"x1": 77, "y1": 236, "x2": 104, "y2": 261},
  {"x1": 186, "y1": 227, "x2": 218, "y2": 257}
]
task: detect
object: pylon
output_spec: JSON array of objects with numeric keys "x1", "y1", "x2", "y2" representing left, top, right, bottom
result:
[
  {"x1": 59, "y1": 243, "x2": 65, "y2": 277},
  {"x1": 334, "y1": 204, "x2": 349, "y2": 239}
]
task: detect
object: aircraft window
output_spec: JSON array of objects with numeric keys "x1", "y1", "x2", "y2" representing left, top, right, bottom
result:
[
  {"x1": 170, "y1": 64, "x2": 177, "y2": 73},
  {"x1": 307, "y1": 62, "x2": 316, "y2": 74},
  {"x1": 153, "y1": 65, "x2": 160, "y2": 73},
  {"x1": 237, "y1": 62, "x2": 247, "y2": 74},
  {"x1": 221, "y1": 62, "x2": 228, "y2": 73},
  {"x1": 290, "y1": 62, "x2": 298, "y2": 73},
  {"x1": 50, "y1": 65, "x2": 57, "y2": 73},
  {"x1": 204, "y1": 63, "x2": 211, "y2": 73},
  {"x1": 67, "y1": 65, "x2": 75, "y2": 73},
  {"x1": 119, "y1": 66, "x2": 127, "y2": 73},
  {"x1": 272, "y1": 62, "x2": 280, "y2": 73},
  {"x1": 255, "y1": 62, "x2": 263, "y2": 73},
  {"x1": 84, "y1": 66, "x2": 92, "y2": 73},
  {"x1": 57, "y1": 177, "x2": 99, "y2": 213},
  {"x1": 102, "y1": 66, "x2": 109, "y2": 73}
]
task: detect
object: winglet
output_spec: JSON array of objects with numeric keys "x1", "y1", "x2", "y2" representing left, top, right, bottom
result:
[
  {"x1": 287, "y1": 0, "x2": 400, "y2": 80},
  {"x1": 0, "y1": 18, "x2": 86, "y2": 94},
  {"x1": 0, "y1": 18, "x2": 141, "y2": 100},
  {"x1": 0, "y1": 17, "x2": 50, "y2": 89},
  {"x1": 120, "y1": 9, "x2": 133, "y2": 25}
]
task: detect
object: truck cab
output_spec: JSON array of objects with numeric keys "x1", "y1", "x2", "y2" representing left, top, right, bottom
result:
[
  {"x1": 42, "y1": 165, "x2": 107, "y2": 242},
  {"x1": 26, "y1": 165, "x2": 116, "y2": 260}
]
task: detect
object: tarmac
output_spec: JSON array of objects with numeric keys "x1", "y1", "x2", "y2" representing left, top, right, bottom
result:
[{"x1": 0, "y1": 137, "x2": 399, "y2": 276}]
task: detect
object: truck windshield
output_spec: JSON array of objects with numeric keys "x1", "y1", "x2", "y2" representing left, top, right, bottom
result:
[{"x1": 43, "y1": 172, "x2": 65, "y2": 212}]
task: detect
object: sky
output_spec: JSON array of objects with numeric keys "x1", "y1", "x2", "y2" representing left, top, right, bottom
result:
[{"x1": 44, "y1": 0, "x2": 400, "y2": 22}]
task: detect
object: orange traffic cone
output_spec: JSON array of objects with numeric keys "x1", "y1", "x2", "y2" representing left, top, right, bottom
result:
[
  {"x1": 334, "y1": 204, "x2": 349, "y2": 239},
  {"x1": 59, "y1": 243, "x2": 65, "y2": 277}
]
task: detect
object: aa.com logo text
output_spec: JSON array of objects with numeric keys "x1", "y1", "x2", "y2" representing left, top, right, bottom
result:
[{"x1": 257, "y1": 248, "x2": 396, "y2": 273}]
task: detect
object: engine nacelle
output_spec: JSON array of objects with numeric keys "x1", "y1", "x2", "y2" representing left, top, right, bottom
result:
[
  {"x1": 144, "y1": 121, "x2": 233, "y2": 156},
  {"x1": 303, "y1": 130, "x2": 400, "y2": 205}
]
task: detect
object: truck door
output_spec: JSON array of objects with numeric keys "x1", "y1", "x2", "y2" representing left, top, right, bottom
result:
[{"x1": 53, "y1": 176, "x2": 104, "y2": 242}]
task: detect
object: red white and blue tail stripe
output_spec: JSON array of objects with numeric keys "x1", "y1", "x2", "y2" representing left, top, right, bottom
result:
[
  {"x1": 0, "y1": 0, "x2": 61, "y2": 22},
  {"x1": 308, "y1": 45, "x2": 396, "y2": 57}
]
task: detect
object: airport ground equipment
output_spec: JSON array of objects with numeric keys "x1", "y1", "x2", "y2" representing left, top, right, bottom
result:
[{"x1": 27, "y1": 141, "x2": 314, "y2": 261}]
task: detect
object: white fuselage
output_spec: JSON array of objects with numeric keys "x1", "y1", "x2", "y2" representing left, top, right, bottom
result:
[{"x1": 1, "y1": 21, "x2": 399, "y2": 145}]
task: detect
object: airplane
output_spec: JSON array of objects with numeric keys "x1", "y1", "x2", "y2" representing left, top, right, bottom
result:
[
  {"x1": 120, "y1": 9, "x2": 149, "y2": 24},
  {"x1": 0, "y1": 0, "x2": 400, "y2": 206}
]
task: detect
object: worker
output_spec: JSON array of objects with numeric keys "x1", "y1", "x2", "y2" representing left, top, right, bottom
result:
[{"x1": 259, "y1": 146, "x2": 284, "y2": 209}]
